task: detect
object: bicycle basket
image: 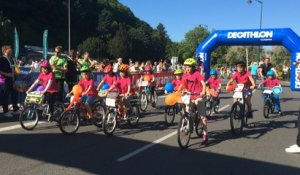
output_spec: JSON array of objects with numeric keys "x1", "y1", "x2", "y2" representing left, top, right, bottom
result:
[
  {"x1": 98, "y1": 90, "x2": 107, "y2": 97},
  {"x1": 106, "y1": 91, "x2": 119, "y2": 107},
  {"x1": 25, "y1": 92, "x2": 44, "y2": 105},
  {"x1": 233, "y1": 91, "x2": 243, "y2": 99},
  {"x1": 181, "y1": 94, "x2": 191, "y2": 105},
  {"x1": 138, "y1": 80, "x2": 149, "y2": 87},
  {"x1": 263, "y1": 89, "x2": 273, "y2": 95}
]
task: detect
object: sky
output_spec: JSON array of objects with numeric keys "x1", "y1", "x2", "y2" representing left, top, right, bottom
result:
[{"x1": 118, "y1": 0, "x2": 300, "y2": 42}]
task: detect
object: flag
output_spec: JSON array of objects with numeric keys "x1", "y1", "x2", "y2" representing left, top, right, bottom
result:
[
  {"x1": 43, "y1": 30, "x2": 48, "y2": 59},
  {"x1": 14, "y1": 27, "x2": 19, "y2": 59}
]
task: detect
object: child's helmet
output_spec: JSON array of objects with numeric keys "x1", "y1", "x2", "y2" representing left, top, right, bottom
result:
[
  {"x1": 210, "y1": 69, "x2": 218, "y2": 75},
  {"x1": 184, "y1": 58, "x2": 197, "y2": 67},
  {"x1": 119, "y1": 64, "x2": 129, "y2": 72},
  {"x1": 266, "y1": 70, "x2": 275, "y2": 76},
  {"x1": 40, "y1": 60, "x2": 51, "y2": 68},
  {"x1": 174, "y1": 68, "x2": 183, "y2": 75}
]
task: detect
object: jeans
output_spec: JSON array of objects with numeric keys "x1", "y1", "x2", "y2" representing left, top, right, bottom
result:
[
  {"x1": 56, "y1": 79, "x2": 65, "y2": 102},
  {"x1": 0, "y1": 82, "x2": 19, "y2": 113},
  {"x1": 46, "y1": 92, "x2": 58, "y2": 115},
  {"x1": 263, "y1": 93, "x2": 281, "y2": 111}
]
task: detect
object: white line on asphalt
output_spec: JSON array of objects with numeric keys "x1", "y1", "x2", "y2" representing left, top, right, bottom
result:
[
  {"x1": 116, "y1": 131, "x2": 177, "y2": 162},
  {"x1": 116, "y1": 104, "x2": 230, "y2": 162}
]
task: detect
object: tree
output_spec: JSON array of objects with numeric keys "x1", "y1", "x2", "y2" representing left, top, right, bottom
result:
[
  {"x1": 107, "y1": 27, "x2": 132, "y2": 59},
  {"x1": 271, "y1": 46, "x2": 290, "y2": 70},
  {"x1": 178, "y1": 25, "x2": 210, "y2": 60},
  {"x1": 78, "y1": 37, "x2": 106, "y2": 59}
]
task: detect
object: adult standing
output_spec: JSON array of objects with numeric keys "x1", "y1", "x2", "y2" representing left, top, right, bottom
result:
[
  {"x1": 250, "y1": 62, "x2": 259, "y2": 80},
  {"x1": 258, "y1": 57, "x2": 278, "y2": 79},
  {"x1": 78, "y1": 52, "x2": 95, "y2": 70},
  {"x1": 113, "y1": 57, "x2": 123, "y2": 73},
  {"x1": 49, "y1": 46, "x2": 68, "y2": 102},
  {"x1": 0, "y1": 45, "x2": 19, "y2": 117},
  {"x1": 285, "y1": 72, "x2": 300, "y2": 153},
  {"x1": 65, "y1": 50, "x2": 79, "y2": 92}
]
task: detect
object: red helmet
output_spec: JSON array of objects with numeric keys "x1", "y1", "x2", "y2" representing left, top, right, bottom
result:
[
  {"x1": 145, "y1": 65, "x2": 152, "y2": 71},
  {"x1": 104, "y1": 64, "x2": 112, "y2": 73},
  {"x1": 40, "y1": 60, "x2": 51, "y2": 68}
]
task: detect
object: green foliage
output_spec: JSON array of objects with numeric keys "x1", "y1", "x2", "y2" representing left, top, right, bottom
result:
[{"x1": 0, "y1": 0, "x2": 172, "y2": 61}]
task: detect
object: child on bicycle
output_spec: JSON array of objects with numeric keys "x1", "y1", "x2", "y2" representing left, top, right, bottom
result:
[
  {"x1": 172, "y1": 68, "x2": 184, "y2": 91},
  {"x1": 26, "y1": 60, "x2": 59, "y2": 120},
  {"x1": 96, "y1": 64, "x2": 117, "y2": 91},
  {"x1": 226, "y1": 61, "x2": 255, "y2": 118},
  {"x1": 179, "y1": 58, "x2": 207, "y2": 144},
  {"x1": 67, "y1": 66, "x2": 97, "y2": 120},
  {"x1": 206, "y1": 69, "x2": 221, "y2": 107},
  {"x1": 261, "y1": 70, "x2": 282, "y2": 115},
  {"x1": 143, "y1": 65, "x2": 156, "y2": 105},
  {"x1": 108, "y1": 64, "x2": 133, "y2": 118}
]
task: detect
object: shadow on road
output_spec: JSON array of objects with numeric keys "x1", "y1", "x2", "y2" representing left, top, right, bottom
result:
[{"x1": 0, "y1": 132, "x2": 299, "y2": 175}]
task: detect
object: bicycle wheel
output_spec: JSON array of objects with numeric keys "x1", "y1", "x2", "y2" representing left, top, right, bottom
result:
[
  {"x1": 164, "y1": 105, "x2": 176, "y2": 126},
  {"x1": 194, "y1": 117, "x2": 203, "y2": 137},
  {"x1": 151, "y1": 91, "x2": 158, "y2": 108},
  {"x1": 19, "y1": 107, "x2": 39, "y2": 130},
  {"x1": 92, "y1": 103, "x2": 106, "y2": 128},
  {"x1": 103, "y1": 110, "x2": 117, "y2": 136},
  {"x1": 127, "y1": 105, "x2": 140, "y2": 127},
  {"x1": 263, "y1": 99, "x2": 272, "y2": 118},
  {"x1": 205, "y1": 100, "x2": 212, "y2": 117},
  {"x1": 230, "y1": 102, "x2": 245, "y2": 136},
  {"x1": 59, "y1": 110, "x2": 80, "y2": 135},
  {"x1": 177, "y1": 114, "x2": 192, "y2": 149},
  {"x1": 139, "y1": 92, "x2": 148, "y2": 112},
  {"x1": 52, "y1": 102, "x2": 65, "y2": 121}
]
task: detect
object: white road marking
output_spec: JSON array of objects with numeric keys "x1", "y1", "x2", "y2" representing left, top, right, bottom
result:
[
  {"x1": 116, "y1": 104, "x2": 230, "y2": 162},
  {"x1": 116, "y1": 131, "x2": 177, "y2": 162}
]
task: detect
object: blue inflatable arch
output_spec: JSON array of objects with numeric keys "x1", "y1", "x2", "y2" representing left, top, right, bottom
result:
[{"x1": 196, "y1": 28, "x2": 300, "y2": 91}]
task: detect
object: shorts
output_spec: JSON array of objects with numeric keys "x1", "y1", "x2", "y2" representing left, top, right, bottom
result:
[{"x1": 81, "y1": 95, "x2": 95, "y2": 107}]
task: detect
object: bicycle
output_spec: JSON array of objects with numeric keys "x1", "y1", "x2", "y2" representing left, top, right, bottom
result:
[
  {"x1": 103, "y1": 91, "x2": 140, "y2": 136},
  {"x1": 177, "y1": 92, "x2": 204, "y2": 149},
  {"x1": 58, "y1": 96, "x2": 106, "y2": 135},
  {"x1": 19, "y1": 92, "x2": 64, "y2": 130},
  {"x1": 138, "y1": 80, "x2": 158, "y2": 112},
  {"x1": 261, "y1": 87, "x2": 275, "y2": 118},
  {"x1": 205, "y1": 89, "x2": 220, "y2": 117},
  {"x1": 229, "y1": 84, "x2": 250, "y2": 136},
  {"x1": 164, "y1": 103, "x2": 182, "y2": 126}
]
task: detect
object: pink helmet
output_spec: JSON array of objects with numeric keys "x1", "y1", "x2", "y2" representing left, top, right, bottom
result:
[
  {"x1": 40, "y1": 60, "x2": 51, "y2": 68},
  {"x1": 145, "y1": 65, "x2": 152, "y2": 71}
]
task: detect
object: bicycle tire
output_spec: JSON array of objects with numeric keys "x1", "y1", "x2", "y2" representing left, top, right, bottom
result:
[
  {"x1": 230, "y1": 102, "x2": 245, "y2": 136},
  {"x1": 59, "y1": 110, "x2": 80, "y2": 135},
  {"x1": 139, "y1": 92, "x2": 148, "y2": 112},
  {"x1": 164, "y1": 105, "x2": 176, "y2": 126},
  {"x1": 92, "y1": 103, "x2": 106, "y2": 128},
  {"x1": 103, "y1": 110, "x2": 117, "y2": 136},
  {"x1": 263, "y1": 99, "x2": 271, "y2": 118},
  {"x1": 127, "y1": 105, "x2": 140, "y2": 127},
  {"x1": 19, "y1": 106, "x2": 39, "y2": 130},
  {"x1": 177, "y1": 114, "x2": 192, "y2": 149}
]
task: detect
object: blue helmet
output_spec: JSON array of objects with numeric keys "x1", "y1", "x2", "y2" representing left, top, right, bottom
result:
[
  {"x1": 266, "y1": 70, "x2": 274, "y2": 77},
  {"x1": 210, "y1": 69, "x2": 218, "y2": 75}
]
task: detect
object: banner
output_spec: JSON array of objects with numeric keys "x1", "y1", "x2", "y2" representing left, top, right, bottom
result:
[
  {"x1": 14, "y1": 27, "x2": 19, "y2": 59},
  {"x1": 43, "y1": 30, "x2": 48, "y2": 59}
]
